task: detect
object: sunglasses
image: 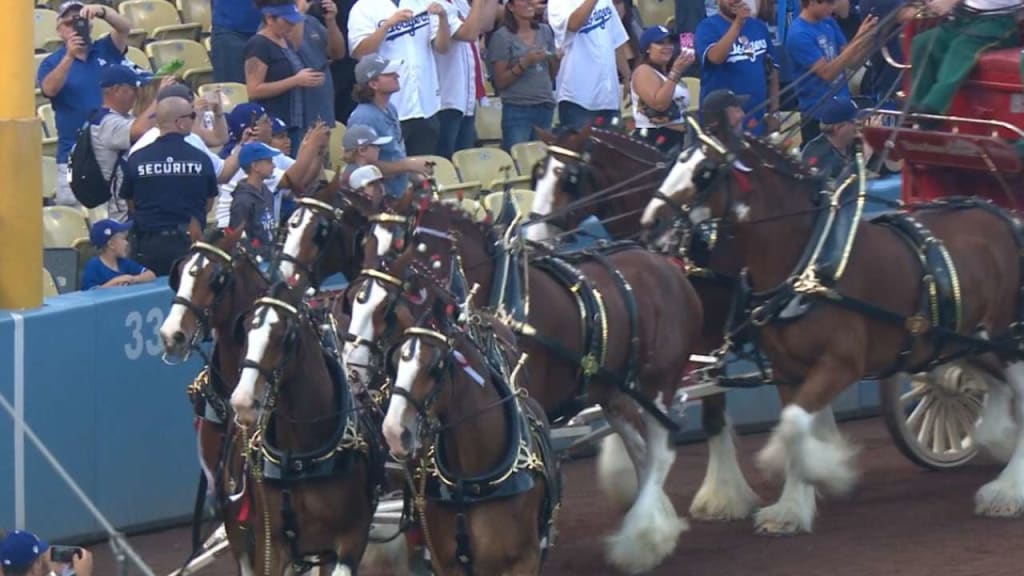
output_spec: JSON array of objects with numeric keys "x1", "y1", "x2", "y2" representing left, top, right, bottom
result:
[{"x1": 177, "y1": 111, "x2": 197, "y2": 121}]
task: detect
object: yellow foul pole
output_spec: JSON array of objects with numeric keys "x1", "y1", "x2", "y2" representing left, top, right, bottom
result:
[{"x1": 0, "y1": 2, "x2": 43, "y2": 308}]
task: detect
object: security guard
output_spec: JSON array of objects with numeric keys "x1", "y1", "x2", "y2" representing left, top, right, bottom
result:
[{"x1": 119, "y1": 95, "x2": 219, "y2": 275}]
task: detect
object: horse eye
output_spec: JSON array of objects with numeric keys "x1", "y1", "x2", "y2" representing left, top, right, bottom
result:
[{"x1": 553, "y1": 167, "x2": 564, "y2": 177}]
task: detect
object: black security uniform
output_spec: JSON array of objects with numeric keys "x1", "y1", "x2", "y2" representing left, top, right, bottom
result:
[{"x1": 120, "y1": 133, "x2": 218, "y2": 275}]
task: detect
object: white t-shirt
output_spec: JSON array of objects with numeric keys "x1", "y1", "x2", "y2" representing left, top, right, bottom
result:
[
  {"x1": 548, "y1": 0, "x2": 628, "y2": 111},
  {"x1": 630, "y1": 68, "x2": 689, "y2": 129},
  {"x1": 214, "y1": 153, "x2": 296, "y2": 228},
  {"x1": 129, "y1": 127, "x2": 226, "y2": 177},
  {"x1": 348, "y1": 0, "x2": 451, "y2": 121},
  {"x1": 436, "y1": 0, "x2": 476, "y2": 116}
]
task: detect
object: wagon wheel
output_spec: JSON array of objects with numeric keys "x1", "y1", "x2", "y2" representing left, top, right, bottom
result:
[{"x1": 880, "y1": 363, "x2": 987, "y2": 470}]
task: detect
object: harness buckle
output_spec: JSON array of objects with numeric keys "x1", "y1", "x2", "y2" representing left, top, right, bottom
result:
[{"x1": 751, "y1": 305, "x2": 771, "y2": 327}]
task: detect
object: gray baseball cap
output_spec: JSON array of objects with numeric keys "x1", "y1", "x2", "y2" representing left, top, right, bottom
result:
[
  {"x1": 342, "y1": 125, "x2": 392, "y2": 150},
  {"x1": 354, "y1": 55, "x2": 403, "y2": 87}
]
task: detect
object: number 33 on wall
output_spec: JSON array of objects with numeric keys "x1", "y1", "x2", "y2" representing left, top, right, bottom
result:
[{"x1": 124, "y1": 308, "x2": 166, "y2": 360}]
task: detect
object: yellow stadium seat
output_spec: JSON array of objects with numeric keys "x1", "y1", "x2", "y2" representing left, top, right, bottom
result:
[
  {"x1": 87, "y1": 205, "x2": 109, "y2": 223},
  {"x1": 481, "y1": 191, "x2": 503, "y2": 218},
  {"x1": 452, "y1": 147, "x2": 531, "y2": 192},
  {"x1": 510, "y1": 141, "x2": 547, "y2": 175},
  {"x1": 682, "y1": 77, "x2": 700, "y2": 112},
  {"x1": 636, "y1": 0, "x2": 674, "y2": 35},
  {"x1": 34, "y1": 9, "x2": 58, "y2": 52},
  {"x1": 120, "y1": 0, "x2": 202, "y2": 41},
  {"x1": 42, "y1": 156, "x2": 57, "y2": 203},
  {"x1": 780, "y1": 112, "x2": 802, "y2": 149},
  {"x1": 418, "y1": 155, "x2": 482, "y2": 200},
  {"x1": 42, "y1": 136, "x2": 58, "y2": 157},
  {"x1": 42, "y1": 268, "x2": 59, "y2": 298},
  {"x1": 511, "y1": 189, "x2": 534, "y2": 216},
  {"x1": 327, "y1": 122, "x2": 346, "y2": 172},
  {"x1": 90, "y1": 17, "x2": 113, "y2": 40},
  {"x1": 146, "y1": 39, "x2": 213, "y2": 88},
  {"x1": 474, "y1": 100, "x2": 503, "y2": 145},
  {"x1": 35, "y1": 54, "x2": 51, "y2": 107},
  {"x1": 125, "y1": 45, "x2": 153, "y2": 71},
  {"x1": 73, "y1": 237, "x2": 98, "y2": 285},
  {"x1": 38, "y1": 104, "x2": 56, "y2": 138},
  {"x1": 43, "y1": 206, "x2": 90, "y2": 249},
  {"x1": 177, "y1": 0, "x2": 212, "y2": 34},
  {"x1": 197, "y1": 82, "x2": 248, "y2": 113},
  {"x1": 457, "y1": 198, "x2": 487, "y2": 222}
]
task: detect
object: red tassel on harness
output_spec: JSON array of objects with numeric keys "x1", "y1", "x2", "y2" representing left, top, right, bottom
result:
[
  {"x1": 732, "y1": 169, "x2": 752, "y2": 194},
  {"x1": 237, "y1": 491, "x2": 251, "y2": 523}
]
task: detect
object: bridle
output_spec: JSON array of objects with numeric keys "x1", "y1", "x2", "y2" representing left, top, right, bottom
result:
[
  {"x1": 167, "y1": 241, "x2": 238, "y2": 358},
  {"x1": 276, "y1": 197, "x2": 349, "y2": 285},
  {"x1": 238, "y1": 296, "x2": 302, "y2": 414}
]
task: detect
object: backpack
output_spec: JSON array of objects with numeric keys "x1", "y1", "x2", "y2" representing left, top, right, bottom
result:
[{"x1": 68, "y1": 110, "x2": 119, "y2": 209}]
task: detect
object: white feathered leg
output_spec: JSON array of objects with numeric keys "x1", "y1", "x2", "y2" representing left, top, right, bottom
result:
[
  {"x1": 690, "y1": 416, "x2": 761, "y2": 521},
  {"x1": 975, "y1": 362, "x2": 1024, "y2": 517},
  {"x1": 974, "y1": 376, "x2": 1019, "y2": 463}
]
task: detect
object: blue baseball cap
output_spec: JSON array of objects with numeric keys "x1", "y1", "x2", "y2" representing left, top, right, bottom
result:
[
  {"x1": 639, "y1": 26, "x2": 672, "y2": 51},
  {"x1": 226, "y1": 102, "x2": 268, "y2": 140},
  {"x1": 270, "y1": 116, "x2": 288, "y2": 135},
  {"x1": 818, "y1": 98, "x2": 858, "y2": 125},
  {"x1": 100, "y1": 65, "x2": 143, "y2": 88},
  {"x1": 0, "y1": 530, "x2": 49, "y2": 570},
  {"x1": 90, "y1": 218, "x2": 133, "y2": 248},
  {"x1": 262, "y1": 4, "x2": 304, "y2": 24},
  {"x1": 239, "y1": 142, "x2": 281, "y2": 169}
]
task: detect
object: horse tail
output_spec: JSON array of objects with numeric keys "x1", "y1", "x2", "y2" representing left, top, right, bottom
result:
[{"x1": 597, "y1": 432, "x2": 638, "y2": 513}]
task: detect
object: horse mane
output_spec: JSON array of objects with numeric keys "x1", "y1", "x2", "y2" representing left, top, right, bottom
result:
[
  {"x1": 588, "y1": 127, "x2": 665, "y2": 164},
  {"x1": 420, "y1": 200, "x2": 498, "y2": 250},
  {"x1": 741, "y1": 134, "x2": 817, "y2": 181}
]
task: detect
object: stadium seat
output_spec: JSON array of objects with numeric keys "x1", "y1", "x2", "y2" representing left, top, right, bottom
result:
[
  {"x1": 682, "y1": 77, "x2": 700, "y2": 112},
  {"x1": 636, "y1": 0, "x2": 674, "y2": 35},
  {"x1": 41, "y1": 156, "x2": 57, "y2": 203},
  {"x1": 125, "y1": 45, "x2": 153, "y2": 71},
  {"x1": 146, "y1": 39, "x2": 213, "y2": 88},
  {"x1": 120, "y1": 0, "x2": 201, "y2": 42},
  {"x1": 43, "y1": 206, "x2": 90, "y2": 249},
  {"x1": 33, "y1": 9, "x2": 58, "y2": 52},
  {"x1": 177, "y1": 0, "x2": 212, "y2": 34},
  {"x1": 452, "y1": 147, "x2": 531, "y2": 192},
  {"x1": 203, "y1": 36, "x2": 211, "y2": 52},
  {"x1": 42, "y1": 136, "x2": 58, "y2": 157},
  {"x1": 38, "y1": 104, "x2": 56, "y2": 138},
  {"x1": 72, "y1": 237, "x2": 97, "y2": 287},
  {"x1": 474, "y1": 100, "x2": 503, "y2": 145},
  {"x1": 419, "y1": 155, "x2": 481, "y2": 200},
  {"x1": 510, "y1": 141, "x2": 547, "y2": 174},
  {"x1": 90, "y1": 17, "x2": 113, "y2": 40},
  {"x1": 511, "y1": 188, "x2": 535, "y2": 216},
  {"x1": 35, "y1": 54, "x2": 51, "y2": 107},
  {"x1": 42, "y1": 268, "x2": 59, "y2": 298},
  {"x1": 197, "y1": 82, "x2": 248, "y2": 112},
  {"x1": 327, "y1": 122, "x2": 346, "y2": 172},
  {"x1": 481, "y1": 191, "x2": 503, "y2": 218},
  {"x1": 780, "y1": 111, "x2": 802, "y2": 149}
]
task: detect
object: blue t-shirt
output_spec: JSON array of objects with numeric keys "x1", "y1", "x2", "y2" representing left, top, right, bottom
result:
[
  {"x1": 347, "y1": 102, "x2": 408, "y2": 198},
  {"x1": 696, "y1": 14, "x2": 777, "y2": 129},
  {"x1": 119, "y1": 133, "x2": 219, "y2": 231},
  {"x1": 212, "y1": 0, "x2": 261, "y2": 34},
  {"x1": 36, "y1": 36, "x2": 125, "y2": 163},
  {"x1": 784, "y1": 16, "x2": 850, "y2": 117},
  {"x1": 299, "y1": 14, "x2": 336, "y2": 128},
  {"x1": 80, "y1": 256, "x2": 146, "y2": 290}
]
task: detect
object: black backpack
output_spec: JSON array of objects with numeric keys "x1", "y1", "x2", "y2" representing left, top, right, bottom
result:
[{"x1": 68, "y1": 110, "x2": 120, "y2": 209}]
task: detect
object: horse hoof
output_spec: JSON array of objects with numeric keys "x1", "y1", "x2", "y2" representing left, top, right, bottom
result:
[
  {"x1": 975, "y1": 478, "x2": 1024, "y2": 518},
  {"x1": 753, "y1": 504, "x2": 813, "y2": 536}
]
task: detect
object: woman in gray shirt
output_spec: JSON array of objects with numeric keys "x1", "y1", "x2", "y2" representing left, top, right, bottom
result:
[{"x1": 486, "y1": 0, "x2": 561, "y2": 151}]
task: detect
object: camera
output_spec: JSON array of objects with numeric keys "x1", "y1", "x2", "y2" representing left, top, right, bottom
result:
[
  {"x1": 50, "y1": 545, "x2": 81, "y2": 564},
  {"x1": 71, "y1": 16, "x2": 91, "y2": 48}
]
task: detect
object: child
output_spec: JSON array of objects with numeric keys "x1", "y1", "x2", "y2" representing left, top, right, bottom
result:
[
  {"x1": 80, "y1": 219, "x2": 155, "y2": 290},
  {"x1": 270, "y1": 117, "x2": 293, "y2": 157},
  {"x1": 341, "y1": 124, "x2": 391, "y2": 187},
  {"x1": 348, "y1": 164, "x2": 385, "y2": 201},
  {"x1": 231, "y1": 142, "x2": 279, "y2": 252}
]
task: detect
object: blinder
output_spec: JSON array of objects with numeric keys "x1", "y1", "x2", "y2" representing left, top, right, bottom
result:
[{"x1": 168, "y1": 255, "x2": 187, "y2": 292}]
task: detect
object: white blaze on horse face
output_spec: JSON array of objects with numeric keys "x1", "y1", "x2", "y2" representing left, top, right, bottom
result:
[
  {"x1": 231, "y1": 306, "x2": 279, "y2": 422},
  {"x1": 526, "y1": 156, "x2": 563, "y2": 242},
  {"x1": 160, "y1": 252, "x2": 202, "y2": 353},
  {"x1": 343, "y1": 279, "x2": 389, "y2": 389},
  {"x1": 642, "y1": 146, "x2": 707, "y2": 227},
  {"x1": 383, "y1": 337, "x2": 422, "y2": 458},
  {"x1": 279, "y1": 207, "x2": 315, "y2": 281},
  {"x1": 373, "y1": 224, "x2": 395, "y2": 259}
]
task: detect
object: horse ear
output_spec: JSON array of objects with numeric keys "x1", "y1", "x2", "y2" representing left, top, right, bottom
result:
[{"x1": 535, "y1": 127, "x2": 555, "y2": 145}]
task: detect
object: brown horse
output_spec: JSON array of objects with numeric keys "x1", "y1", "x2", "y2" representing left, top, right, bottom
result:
[
  {"x1": 230, "y1": 281, "x2": 384, "y2": 575},
  {"x1": 381, "y1": 278, "x2": 560, "y2": 575},
  {"x1": 531, "y1": 126, "x2": 763, "y2": 521},
  {"x1": 646, "y1": 131, "x2": 1024, "y2": 533},
  {"x1": 344, "y1": 201, "x2": 704, "y2": 573}
]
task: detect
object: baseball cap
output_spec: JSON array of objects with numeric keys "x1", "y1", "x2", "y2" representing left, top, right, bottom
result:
[
  {"x1": 100, "y1": 65, "x2": 143, "y2": 89},
  {"x1": 349, "y1": 165, "x2": 384, "y2": 190},
  {"x1": 156, "y1": 83, "x2": 195, "y2": 103},
  {"x1": 342, "y1": 125, "x2": 392, "y2": 150},
  {"x1": 226, "y1": 102, "x2": 269, "y2": 139},
  {"x1": 270, "y1": 116, "x2": 288, "y2": 135},
  {"x1": 262, "y1": 4, "x2": 304, "y2": 24},
  {"x1": 239, "y1": 142, "x2": 282, "y2": 169},
  {"x1": 817, "y1": 98, "x2": 858, "y2": 126},
  {"x1": 57, "y1": 1, "x2": 84, "y2": 17},
  {"x1": 90, "y1": 219, "x2": 133, "y2": 248},
  {"x1": 639, "y1": 26, "x2": 672, "y2": 51},
  {"x1": 702, "y1": 89, "x2": 750, "y2": 122},
  {"x1": 355, "y1": 55, "x2": 403, "y2": 87},
  {"x1": 0, "y1": 530, "x2": 49, "y2": 570}
]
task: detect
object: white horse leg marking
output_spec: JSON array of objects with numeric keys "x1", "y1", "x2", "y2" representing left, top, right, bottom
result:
[
  {"x1": 606, "y1": 394, "x2": 686, "y2": 575},
  {"x1": 690, "y1": 414, "x2": 761, "y2": 521},
  {"x1": 159, "y1": 252, "x2": 201, "y2": 351},
  {"x1": 598, "y1": 413, "x2": 648, "y2": 512},
  {"x1": 382, "y1": 338, "x2": 421, "y2": 459},
  {"x1": 525, "y1": 156, "x2": 562, "y2": 242},
  {"x1": 342, "y1": 280, "x2": 388, "y2": 393},
  {"x1": 975, "y1": 361, "x2": 1024, "y2": 517},
  {"x1": 230, "y1": 306, "x2": 278, "y2": 420},
  {"x1": 974, "y1": 375, "x2": 1019, "y2": 463},
  {"x1": 754, "y1": 465, "x2": 818, "y2": 535},
  {"x1": 279, "y1": 208, "x2": 315, "y2": 281},
  {"x1": 329, "y1": 564, "x2": 352, "y2": 576}
]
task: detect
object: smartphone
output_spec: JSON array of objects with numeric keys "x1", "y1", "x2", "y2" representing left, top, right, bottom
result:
[
  {"x1": 50, "y1": 545, "x2": 81, "y2": 564},
  {"x1": 71, "y1": 16, "x2": 91, "y2": 48}
]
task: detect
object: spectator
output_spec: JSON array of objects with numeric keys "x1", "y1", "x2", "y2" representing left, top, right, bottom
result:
[
  {"x1": 800, "y1": 96, "x2": 857, "y2": 180},
  {"x1": 192, "y1": 88, "x2": 231, "y2": 149},
  {"x1": 436, "y1": 0, "x2": 499, "y2": 159},
  {"x1": 296, "y1": 0, "x2": 347, "y2": 130},
  {"x1": 231, "y1": 142, "x2": 282, "y2": 251},
  {"x1": 785, "y1": 0, "x2": 876, "y2": 143},
  {"x1": 212, "y1": 0, "x2": 263, "y2": 83},
  {"x1": 347, "y1": 56, "x2": 434, "y2": 197},
  {"x1": 348, "y1": 0, "x2": 454, "y2": 157},
  {"x1": 341, "y1": 125, "x2": 393, "y2": 186},
  {"x1": 327, "y1": 0, "x2": 361, "y2": 123},
  {"x1": 270, "y1": 116, "x2": 293, "y2": 155},
  {"x1": 676, "y1": 0, "x2": 713, "y2": 35},
  {"x1": 120, "y1": 96, "x2": 220, "y2": 275},
  {"x1": 696, "y1": 0, "x2": 780, "y2": 134},
  {"x1": 0, "y1": 530, "x2": 92, "y2": 576},
  {"x1": 702, "y1": 88, "x2": 747, "y2": 141},
  {"x1": 349, "y1": 164, "x2": 387, "y2": 200},
  {"x1": 37, "y1": 1, "x2": 131, "y2": 207},
  {"x1": 548, "y1": 0, "x2": 630, "y2": 130},
  {"x1": 630, "y1": 25, "x2": 694, "y2": 151},
  {"x1": 487, "y1": 0, "x2": 560, "y2": 150},
  {"x1": 245, "y1": 1, "x2": 326, "y2": 154},
  {"x1": 91, "y1": 67, "x2": 173, "y2": 222},
  {"x1": 80, "y1": 219, "x2": 155, "y2": 290}
]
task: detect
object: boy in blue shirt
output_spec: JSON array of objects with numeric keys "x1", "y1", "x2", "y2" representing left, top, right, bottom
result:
[
  {"x1": 230, "y1": 143, "x2": 279, "y2": 252},
  {"x1": 80, "y1": 219, "x2": 155, "y2": 290},
  {"x1": 785, "y1": 0, "x2": 876, "y2": 143}
]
